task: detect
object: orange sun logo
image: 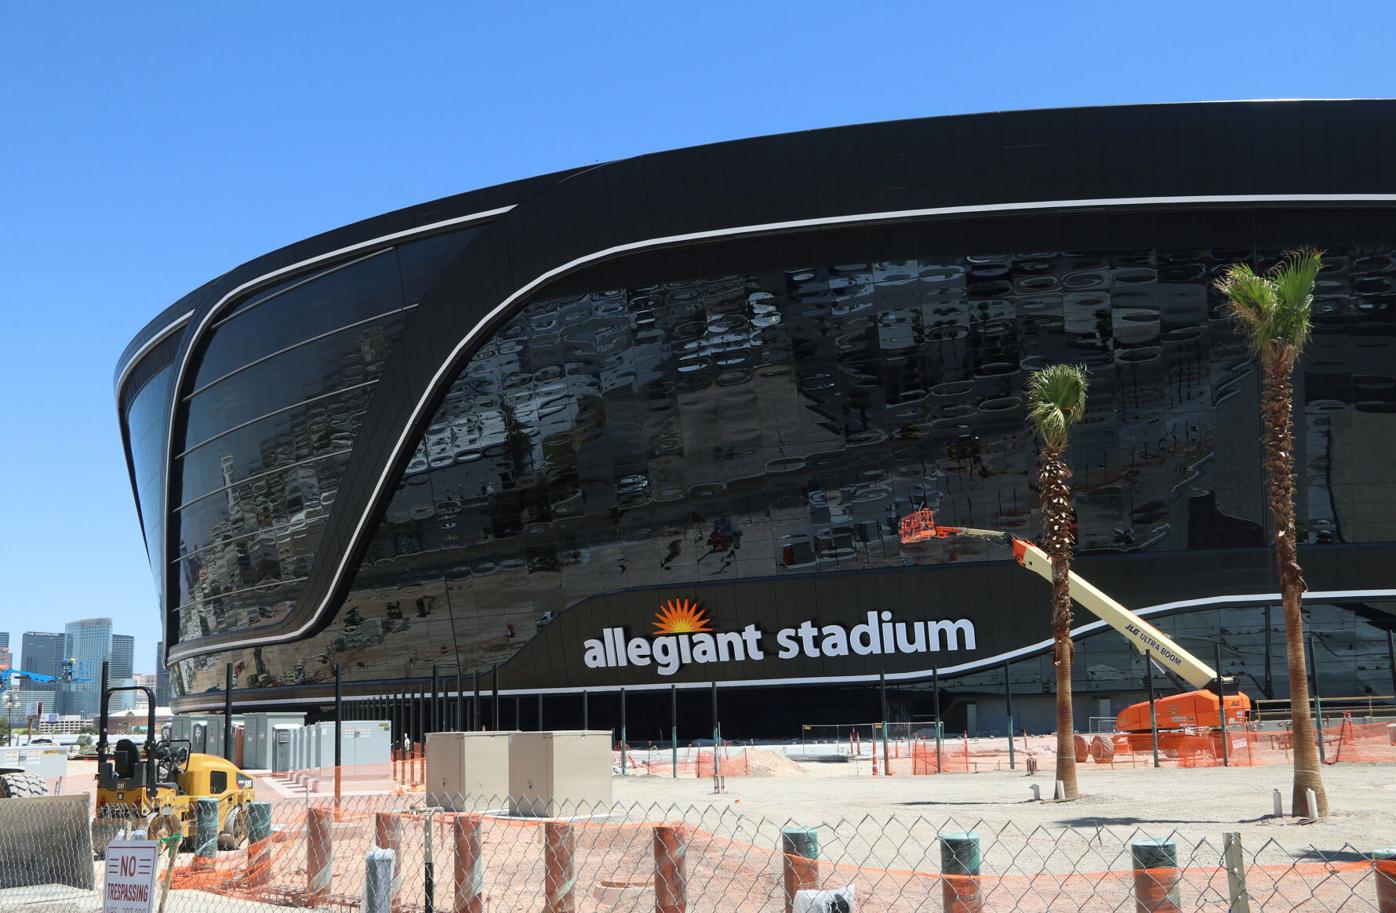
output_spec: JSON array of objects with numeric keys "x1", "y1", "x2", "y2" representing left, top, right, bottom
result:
[{"x1": 653, "y1": 598, "x2": 712, "y2": 635}]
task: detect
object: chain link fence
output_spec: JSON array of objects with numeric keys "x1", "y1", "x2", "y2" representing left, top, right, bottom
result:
[{"x1": 3, "y1": 789, "x2": 1395, "y2": 912}]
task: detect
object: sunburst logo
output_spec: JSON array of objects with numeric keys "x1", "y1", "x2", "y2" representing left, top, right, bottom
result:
[{"x1": 653, "y1": 598, "x2": 712, "y2": 634}]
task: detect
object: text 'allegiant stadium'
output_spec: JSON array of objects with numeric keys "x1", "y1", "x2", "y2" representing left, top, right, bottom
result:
[{"x1": 582, "y1": 610, "x2": 977, "y2": 676}]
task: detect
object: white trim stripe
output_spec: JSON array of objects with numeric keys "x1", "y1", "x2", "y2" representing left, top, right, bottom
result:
[
  {"x1": 115, "y1": 310, "x2": 195, "y2": 398},
  {"x1": 167, "y1": 191, "x2": 1396, "y2": 661}
]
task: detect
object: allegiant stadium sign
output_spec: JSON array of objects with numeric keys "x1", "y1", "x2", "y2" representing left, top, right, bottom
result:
[{"x1": 582, "y1": 598, "x2": 977, "y2": 677}]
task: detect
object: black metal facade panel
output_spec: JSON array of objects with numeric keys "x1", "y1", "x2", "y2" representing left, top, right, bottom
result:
[{"x1": 129, "y1": 100, "x2": 1396, "y2": 672}]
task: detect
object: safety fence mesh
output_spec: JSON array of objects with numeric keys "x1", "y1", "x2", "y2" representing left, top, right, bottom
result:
[{"x1": 4, "y1": 791, "x2": 1396, "y2": 912}]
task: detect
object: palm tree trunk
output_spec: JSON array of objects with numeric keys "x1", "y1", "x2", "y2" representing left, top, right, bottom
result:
[
  {"x1": 1040, "y1": 444, "x2": 1080, "y2": 798},
  {"x1": 1260, "y1": 349, "x2": 1327, "y2": 817}
]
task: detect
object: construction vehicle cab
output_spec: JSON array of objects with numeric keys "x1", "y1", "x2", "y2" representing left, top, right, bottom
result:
[{"x1": 91, "y1": 678, "x2": 256, "y2": 858}]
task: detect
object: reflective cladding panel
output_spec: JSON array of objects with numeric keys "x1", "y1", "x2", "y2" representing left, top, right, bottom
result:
[
  {"x1": 168, "y1": 230, "x2": 481, "y2": 648},
  {"x1": 174, "y1": 237, "x2": 1396, "y2": 696},
  {"x1": 126, "y1": 363, "x2": 175, "y2": 591}
]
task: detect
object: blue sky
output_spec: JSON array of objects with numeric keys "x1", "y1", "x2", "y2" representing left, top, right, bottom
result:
[{"x1": 2, "y1": 2, "x2": 1394, "y2": 675}]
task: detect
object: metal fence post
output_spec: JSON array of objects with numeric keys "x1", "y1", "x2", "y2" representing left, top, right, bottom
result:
[
  {"x1": 246, "y1": 800, "x2": 273, "y2": 886},
  {"x1": 654, "y1": 824, "x2": 687, "y2": 913},
  {"x1": 1223, "y1": 832, "x2": 1250, "y2": 913},
  {"x1": 453, "y1": 814, "x2": 484, "y2": 913},
  {"x1": 364, "y1": 848, "x2": 395, "y2": 913},
  {"x1": 582, "y1": 689, "x2": 589, "y2": 730},
  {"x1": 781, "y1": 827, "x2": 819, "y2": 913},
  {"x1": 1374, "y1": 848, "x2": 1396, "y2": 913},
  {"x1": 1131, "y1": 838, "x2": 1180, "y2": 913},
  {"x1": 424, "y1": 809, "x2": 436, "y2": 913},
  {"x1": 374, "y1": 812, "x2": 403, "y2": 901},
  {"x1": 940, "y1": 832, "x2": 981, "y2": 913},
  {"x1": 671, "y1": 684, "x2": 678, "y2": 778},
  {"x1": 544, "y1": 821, "x2": 576, "y2": 913},
  {"x1": 307, "y1": 805, "x2": 334, "y2": 903}
]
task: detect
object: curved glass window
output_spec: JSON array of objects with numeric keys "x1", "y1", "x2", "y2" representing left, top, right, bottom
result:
[
  {"x1": 174, "y1": 236, "x2": 1396, "y2": 697},
  {"x1": 168, "y1": 229, "x2": 483, "y2": 644},
  {"x1": 127, "y1": 364, "x2": 174, "y2": 590}
]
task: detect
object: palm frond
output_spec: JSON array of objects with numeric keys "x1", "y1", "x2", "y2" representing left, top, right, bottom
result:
[
  {"x1": 1267, "y1": 248, "x2": 1321, "y2": 349},
  {"x1": 1027, "y1": 363, "x2": 1089, "y2": 451},
  {"x1": 1215, "y1": 250, "x2": 1321, "y2": 355}
]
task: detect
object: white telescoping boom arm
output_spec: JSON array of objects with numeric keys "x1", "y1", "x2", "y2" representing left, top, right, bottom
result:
[{"x1": 915, "y1": 516, "x2": 1221, "y2": 691}]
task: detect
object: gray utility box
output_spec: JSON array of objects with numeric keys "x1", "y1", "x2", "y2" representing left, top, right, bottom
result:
[
  {"x1": 304, "y1": 721, "x2": 393, "y2": 770},
  {"x1": 508, "y1": 730, "x2": 613, "y2": 817},
  {"x1": 426, "y1": 731, "x2": 513, "y2": 809},
  {"x1": 241, "y1": 712, "x2": 306, "y2": 770}
]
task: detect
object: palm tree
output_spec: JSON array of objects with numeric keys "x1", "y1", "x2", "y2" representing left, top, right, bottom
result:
[
  {"x1": 1216, "y1": 250, "x2": 1327, "y2": 817},
  {"x1": 1027, "y1": 363, "x2": 1089, "y2": 799}
]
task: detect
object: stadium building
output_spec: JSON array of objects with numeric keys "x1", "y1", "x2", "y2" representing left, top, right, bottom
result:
[{"x1": 117, "y1": 100, "x2": 1396, "y2": 737}]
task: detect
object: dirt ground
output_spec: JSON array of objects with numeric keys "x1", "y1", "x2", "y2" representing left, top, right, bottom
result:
[{"x1": 613, "y1": 756, "x2": 1396, "y2": 856}]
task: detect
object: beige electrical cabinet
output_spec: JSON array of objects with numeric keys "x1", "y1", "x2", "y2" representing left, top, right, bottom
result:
[
  {"x1": 508, "y1": 730, "x2": 613, "y2": 817},
  {"x1": 425, "y1": 731, "x2": 514, "y2": 810}
]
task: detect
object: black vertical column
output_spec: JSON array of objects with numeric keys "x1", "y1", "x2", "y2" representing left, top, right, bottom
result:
[
  {"x1": 224, "y1": 663, "x2": 234, "y2": 762},
  {"x1": 537, "y1": 693, "x2": 543, "y2": 731},
  {"x1": 473, "y1": 672, "x2": 481, "y2": 731},
  {"x1": 431, "y1": 665, "x2": 440, "y2": 736},
  {"x1": 456, "y1": 671, "x2": 465, "y2": 732},
  {"x1": 333, "y1": 664, "x2": 343, "y2": 803},
  {"x1": 96, "y1": 660, "x2": 110, "y2": 771},
  {"x1": 1003, "y1": 660, "x2": 1015, "y2": 770},
  {"x1": 1388, "y1": 629, "x2": 1395, "y2": 702},
  {"x1": 582, "y1": 690, "x2": 589, "y2": 729},
  {"x1": 492, "y1": 666, "x2": 500, "y2": 730}
]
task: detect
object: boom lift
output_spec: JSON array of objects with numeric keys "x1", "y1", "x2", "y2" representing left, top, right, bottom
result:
[{"x1": 899, "y1": 509, "x2": 1250, "y2": 759}]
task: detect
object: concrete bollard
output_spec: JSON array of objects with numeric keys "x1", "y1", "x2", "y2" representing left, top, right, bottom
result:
[
  {"x1": 452, "y1": 814, "x2": 484, "y2": 913},
  {"x1": 194, "y1": 797, "x2": 219, "y2": 866},
  {"x1": 1375, "y1": 848, "x2": 1396, "y2": 913},
  {"x1": 544, "y1": 821, "x2": 576, "y2": 913},
  {"x1": 782, "y1": 827, "x2": 820, "y2": 913},
  {"x1": 374, "y1": 812, "x2": 404, "y2": 901},
  {"x1": 1131, "y1": 838, "x2": 1181, "y2": 913},
  {"x1": 940, "y1": 832, "x2": 982, "y2": 913},
  {"x1": 1272, "y1": 789, "x2": 1283, "y2": 817},
  {"x1": 654, "y1": 824, "x2": 687, "y2": 913},
  {"x1": 1306, "y1": 788, "x2": 1320, "y2": 821},
  {"x1": 308, "y1": 806, "x2": 335, "y2": 903},
  {"x1": 364, "y1": 847, "x2": 396, "y2": 913},
  {"x1": 246, "y1": 801, "x2": 273, "y2": 886}
]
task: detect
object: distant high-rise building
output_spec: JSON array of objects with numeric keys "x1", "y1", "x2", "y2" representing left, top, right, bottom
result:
[
  {"x1": 61, "y1": 618, "x2": 112, "y2": 717},
  {"x1": 155, "y1": 640, "x2": 169, "y2": 707},
  {"x1": 0, "y1": 632, "x2": 9, "y2": 649},
  {"x1": 0, "y1": 632, "x2": 9, "y2": 675},
  {"x1": 111, "y1": 635, "x2": 134, "y2": 680},
  {"x1": 20, "y1": 632, "x2": 63, "y2": 678}
]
